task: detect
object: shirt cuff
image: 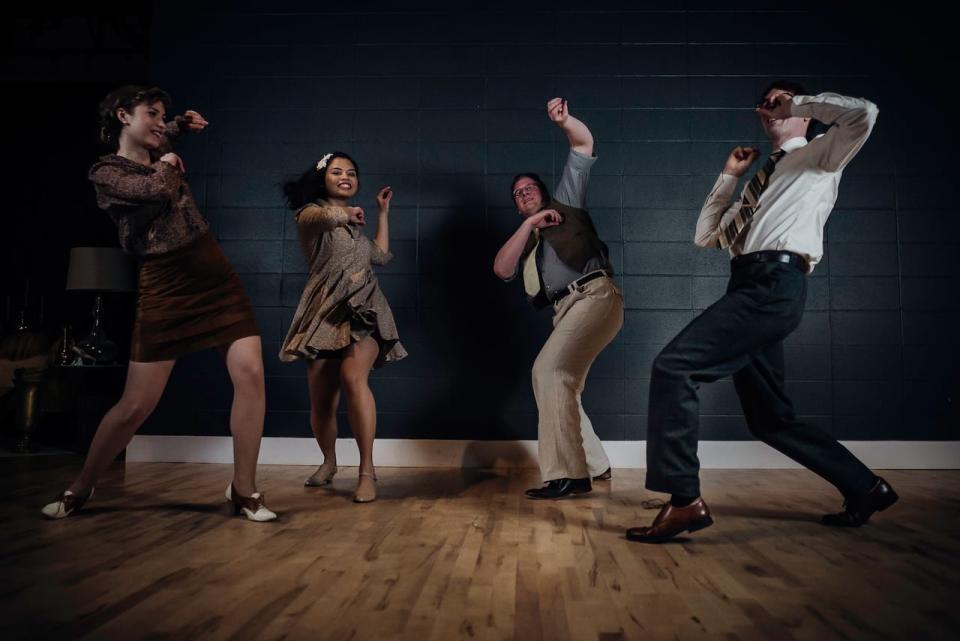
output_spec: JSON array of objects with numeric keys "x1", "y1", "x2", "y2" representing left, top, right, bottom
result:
[
  {"x1": 789, "y1": 94, "x2": 821, "y2": 120},
  {"x1": 155, "y1": 161, "x2": 178, "y2": 177},
  {"x1": 712, "y1": 172, "x2": 738, "y2": 198}
]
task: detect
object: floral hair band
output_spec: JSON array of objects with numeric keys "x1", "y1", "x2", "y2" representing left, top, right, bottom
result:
[{"x1": 316, "y1": 153, "x2": 333, "y2": 171}]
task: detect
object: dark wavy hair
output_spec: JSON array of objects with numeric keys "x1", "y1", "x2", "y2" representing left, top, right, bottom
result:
[
  {"x1": 510, "y1": 173, "x2": 551, "y2": 210},
  {"x1": 283, "y1": 151, "x2": 360, "y2": 210},
  {"x1": 97, "y1": 85, "x2": 171, "y2": 149}
]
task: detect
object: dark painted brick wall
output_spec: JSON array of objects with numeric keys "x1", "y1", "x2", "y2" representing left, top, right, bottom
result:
[{"x1": 141, "y1": 3, "x2": 959, "y2": 441}]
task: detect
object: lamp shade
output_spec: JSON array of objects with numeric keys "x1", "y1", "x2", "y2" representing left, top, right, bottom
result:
[{"x1": 65, "y1": 247, "x2": 135, "y2": 293}]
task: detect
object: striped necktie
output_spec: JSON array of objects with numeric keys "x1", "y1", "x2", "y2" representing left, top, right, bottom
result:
[{"x1": 717, "y1": 149, "x2": 786, "y2": 249}]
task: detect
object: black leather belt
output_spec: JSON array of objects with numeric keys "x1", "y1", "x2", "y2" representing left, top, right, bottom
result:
[
  {"x1": 553, "y1": 270, "x2": 612, "y2": 303},
  {"x1": 731, "y1": 251, "x2": 808, "y2": 274}
]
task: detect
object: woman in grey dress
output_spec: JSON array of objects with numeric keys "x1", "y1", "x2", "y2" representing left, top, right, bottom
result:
[{"x1": 281, "y1": 152, "x2": 406, "y2": 503}]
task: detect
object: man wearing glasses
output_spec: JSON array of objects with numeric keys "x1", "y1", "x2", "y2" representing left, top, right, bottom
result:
[
  {"x1": 494, "y1": 98, "x2": 623, "y2": 500},
  {"x1": 627, "y1": 81, "x2": 897, "y2": 543}
]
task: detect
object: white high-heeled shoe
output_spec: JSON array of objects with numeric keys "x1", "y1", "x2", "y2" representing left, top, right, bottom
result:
[
  {"x1": 42, "y1": 488, "x2": 94, "y2": 519},
  {"x1": 225, "y1": 484, "x2": 277, "y2": 522},
  {"x1": 304, "y1": 463, "x2": 338, "y2": 487}
]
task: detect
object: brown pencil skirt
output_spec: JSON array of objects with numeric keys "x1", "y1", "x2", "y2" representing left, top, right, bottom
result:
[{"x1": 130, "y1": 233, "x2": 259, "y2": 362}]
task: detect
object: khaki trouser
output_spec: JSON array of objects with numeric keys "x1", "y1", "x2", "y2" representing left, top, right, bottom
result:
[{"x1": 532, "y1": 276, "x2": 624, "y2": 481}]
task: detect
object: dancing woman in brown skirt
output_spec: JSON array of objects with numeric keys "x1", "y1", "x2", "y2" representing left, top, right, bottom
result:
[
  {"x1": 42, "y1": 85, "x2": 276, "y2": 522},
  {"x1": 280, "y1": 152, "x2": 406, "y2": 503}
]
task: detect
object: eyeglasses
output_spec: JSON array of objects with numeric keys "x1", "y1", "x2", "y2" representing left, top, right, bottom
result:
[
  {"x1": 755, "y1": 92, "x2": 794, "y2": 109},
  {"x1": 512, "y1": 184, "x2": 540, "y2": 199}
]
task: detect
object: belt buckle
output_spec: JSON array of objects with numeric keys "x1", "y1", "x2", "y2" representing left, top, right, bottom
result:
[{"x1": 575, "y1": 272, "x2": 594, "y2": 292}]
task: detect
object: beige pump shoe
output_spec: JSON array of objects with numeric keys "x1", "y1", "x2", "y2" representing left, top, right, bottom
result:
[
  {"x1": 353, "y1": 472, "x2": 378, "y2": 503},
  {"x1": 304, "y1": 463, "x2": 338, "y2": 487}
]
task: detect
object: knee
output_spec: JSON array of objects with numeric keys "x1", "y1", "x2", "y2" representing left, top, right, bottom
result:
[
  {"x1": 532, "y1": 357, "x2": 577, "y2": 393},
  {"x1": 339, "y1": 367, "x2": 369, "y2": 395},
  {"x1": 232, "y1": 358, "x2": 265, "y2": 396},
  {"x1": 114, "y1": 397, "x2": 155, "y2": 426},
  {"x1": 531, "y1": 356, "x2": 550, "y2": 388}
]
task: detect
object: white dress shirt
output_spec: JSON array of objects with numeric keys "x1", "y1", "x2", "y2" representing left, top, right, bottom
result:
[{"x1": 695, "y1": 93, "x2": 879, "y2": 273}]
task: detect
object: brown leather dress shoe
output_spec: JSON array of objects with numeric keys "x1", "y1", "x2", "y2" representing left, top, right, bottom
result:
[{"x1": 625, "y1": 497, "x2": 713, "y2": 543}]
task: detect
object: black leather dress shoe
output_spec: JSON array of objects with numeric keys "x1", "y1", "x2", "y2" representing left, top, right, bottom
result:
[
  {"x1": 821, "y1": 477, "x2": 899, "y2": 527},
  {"x1": 525, "y1": 478, "x2": 592, "y2": 500}
]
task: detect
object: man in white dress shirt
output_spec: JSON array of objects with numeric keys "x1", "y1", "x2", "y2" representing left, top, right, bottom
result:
[{"x1": 627, "y1": 81, "x2": 899, "y2": 543}]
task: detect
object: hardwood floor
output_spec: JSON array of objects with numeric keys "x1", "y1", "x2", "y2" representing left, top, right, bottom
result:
[{"x1": 4, "y1": 456, "x2": 958, "y2": 641}]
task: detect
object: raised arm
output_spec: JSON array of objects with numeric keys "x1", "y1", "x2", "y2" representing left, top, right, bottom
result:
[
  {"x1": 693, "y1": 146, "x2": 760, "y2": 248},
  {"x1": 90, "y1": 159, "x2": 183, "y2": 204},
  {"x1": 759, "y1": 93, "x2": 878, "y2": 172},
  {"x1": 297, "y1": 203, "x2": 350, "y2": 233},
  {"x1": 547, "y1": 97, "x2": 593, "y2": 157}
]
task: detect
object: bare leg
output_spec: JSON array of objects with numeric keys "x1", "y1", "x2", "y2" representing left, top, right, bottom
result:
[
  {"x1": 69, "y1": 359, "x2": 176, "y2": 495},
  {"x1": 223, "y1": 335, "x2": 265, "y2": 497},
  {"x1": 339, "y1": 337, "x2": 380, "y2": 499},
  {"x1": 307, "y1": 358, "x2": 342, "y2": 464},
  {"x1": 305, "y1": 358, "x2": 342, "y2": 483}
]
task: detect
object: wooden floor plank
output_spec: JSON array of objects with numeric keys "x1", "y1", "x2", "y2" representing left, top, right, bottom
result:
[{"x1": 3, "y1": 458, "x2": 959, "y2": 641}]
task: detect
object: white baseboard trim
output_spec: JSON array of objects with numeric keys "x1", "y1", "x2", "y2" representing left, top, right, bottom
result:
[{"x1": 127, "y1": 436, "x2": 960, "y2": 469}]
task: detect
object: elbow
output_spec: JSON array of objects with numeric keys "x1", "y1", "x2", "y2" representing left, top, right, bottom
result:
[
  {"x1": 571, "y1": 136, "x2": 594, "y2": 158},
  {"x1": 851, "y1": 101, "x2": 879, "y2": 137},
  {"x1": 864, "y1": 101, "x2": 879, "y2": 133},
  {"x1": 492, "y1": 259, "x2": 513, "y2": 281},
  {"x1": 844, "y1": 118, "x2": 875, "y2": 147},
  {"x1": 693, "y1": 232, "x2": 713, "y2": 248}
]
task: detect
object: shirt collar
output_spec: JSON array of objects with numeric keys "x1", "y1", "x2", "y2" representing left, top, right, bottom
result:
[{"x1": 778, "y1": 137, "x2": 808, "y2": 154}]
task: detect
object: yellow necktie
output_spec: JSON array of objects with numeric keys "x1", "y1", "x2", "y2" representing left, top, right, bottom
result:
[{"x1": 522, "y1": 229, "x2": 541, "y2": 297}]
